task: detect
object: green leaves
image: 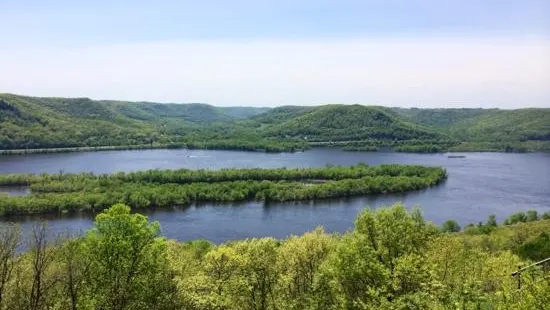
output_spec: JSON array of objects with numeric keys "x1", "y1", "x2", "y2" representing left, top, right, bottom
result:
[
  {"x1": 276, "y1": 228, "x2": 336, "y2": 310},
  {"x1": 440, "y1": 220, "x2": 461, "y2": 233},
  {"x1": 354, "y1": 205, "x2": 436, "y2": 266},
  {"x1": 0, "y1": 165, "x2": 446, "y2": 216},
  {"x1": 518, "y1": 232, "x2": 550, "y2": 261},
  {"x1": 1, "y1": 93, "x2": 549, "y2": 153},
  {"x1": 84, "y1": 204, "x2": 178, "y2": 310},
  {"x1": 1, "y1": 202, "x2": 549, "y2": 309}
]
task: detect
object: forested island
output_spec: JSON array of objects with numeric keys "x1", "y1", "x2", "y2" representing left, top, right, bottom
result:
[
  {"x1": 0, "y1": 203, "x2": 549, "y2": 309},
  {"x1": 0, "y1": 164, "x2": 446, "y2": 215},
  {"x1": 1, "y1": 93, "x2": 549, "y2": 154}
]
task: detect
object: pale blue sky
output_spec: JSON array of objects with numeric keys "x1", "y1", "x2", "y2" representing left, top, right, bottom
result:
[{"x1": 1, "y1": 1, "x2": 549, "y2": 107}]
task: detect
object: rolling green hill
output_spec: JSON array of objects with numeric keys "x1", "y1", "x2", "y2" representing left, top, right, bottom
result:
[
  {"x1": 1, "y1": 93, "x2": 549, "y2": 152},
  {"x1": 256, "y1": 105, "x2": 443, "y2": 141},
  {"x1": 447, "y1": 109, "x2": 550, "y2": 142},
  {"x1": 0, "y1": 94, "x2": 271, "y2": 150},
  {"x1": 0, "y1": 94, "x2": 155, "y2": 149},
  {"x1": 249, "y1": 106, "x2": 315, "y2": 124},
  {"x1": 392, "y1": 107, "x2": 550, "y2": 142},
  {"x1": 390, "y1": 108, "x2": 494, "y2": 128},
  {"x1": 110, "y1": 101, "x2": 269, "y2": 123}
]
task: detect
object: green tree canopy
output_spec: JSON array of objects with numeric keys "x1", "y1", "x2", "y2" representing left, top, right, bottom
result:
[
  {"x1": 440, "y1": 219, "x2": 461, "y2": 233},
  {"x1": 84, "y1": 204, "x2": 178, "y2": 310}
]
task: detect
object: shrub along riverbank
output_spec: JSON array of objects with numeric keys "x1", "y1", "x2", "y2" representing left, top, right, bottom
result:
[
  {"x1": 2, "y1": 140, "x2": 548, "y2": 156},
  {"x1": 0, "y1": 138, "x2": 308, "y2": 155},
  {"x1": 338, "y1": 140, "x2": 550, "y2": 153},
  {"x1": 0, "y1": 164, "x2": 446, "y2": 216}
]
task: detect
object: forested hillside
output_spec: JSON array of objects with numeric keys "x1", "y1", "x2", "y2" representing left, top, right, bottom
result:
[
  {"x1": 448, "y1": 109, "x2": 550, "y2": 142},
  {"x1": 390, "y1": 108, "x2": 492, "y2": 127},
  {"x1": 0, "y1": 94, "x2": 154, "y2": 149},
  {"x1": 256, "y1": 105, "x2": 442, "y2": 141},
  {"x1": 0, "y1": 94, "x2": 281, "y2": 151},
  {"x1": 247, "y1": 104, "x2": 550, "y2": 152},
  {"x1": 110, "y1": 101, "x2": 269, "y2": 123},
  {"x1": 1, "y1": 93, "x2": 549, "y2": 153},
  {"x1": 392, "y1": 107, "x2": 550, "y2": 142}
]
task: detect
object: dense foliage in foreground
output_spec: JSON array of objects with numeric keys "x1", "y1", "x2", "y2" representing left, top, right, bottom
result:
[
  {"x1": 0, "y1": 204, "x2": 548, "y2": 310},
  {"x1": 0, "y1": 164, "x2": 446, "y2": 215}
]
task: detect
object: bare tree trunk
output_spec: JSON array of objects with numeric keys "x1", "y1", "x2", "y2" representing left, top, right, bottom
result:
[
  {"x1": 29, "y1": 222, "x2": 55, "y2": 310},
  {"x1": 0, "y1": 223, "x2": 21, "y2": 308},
  {"x1": 59, "y1": 236, "x2": 90, "y2": 310}
]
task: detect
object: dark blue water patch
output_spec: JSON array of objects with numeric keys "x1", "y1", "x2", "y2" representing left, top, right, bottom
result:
[
  {"x1": 0, "y1": 186, "x2": 30, "y2": 197},
  {"x1": 0, "y1": 148, "x2": 549, "y2": 244}
]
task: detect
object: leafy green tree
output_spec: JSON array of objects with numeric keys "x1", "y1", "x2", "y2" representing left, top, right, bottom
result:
[
  {"x1": 202, "y1": 244, "x2": 246, "y2": 308},
  {"x1": 427, "y1": 234, "x2": 523, "y2": 309},
  {"x1": 486, "y1": 214, "x2": 497, "y2": 227},
  {"x1": 83, "y1": 204, "x2": 179, "y2": 310},
  {"x1": 233, "y1": 238, "x2": 279, "y2": 310},
  {"x1": 518, "y1": 232, "x2": 550, "y2": 261},
  {"x1": 504, "y1": 212, "x2": 527, "y2": 225},
  {"x1": 320, "y1": 204, "x2": 437, "y2": 309},
  {"x1": 57, "y1": 237, "x2": 93, "y2": 310},
  {"x1": 440, "y1": 219, "x2": 461, "y2": 233},
  {"x1": 526, "y1": 210, "x2": 539, "y2": 222},
  {"x1": 276, "y1": 228, "x2": 336, "y2": 310}
]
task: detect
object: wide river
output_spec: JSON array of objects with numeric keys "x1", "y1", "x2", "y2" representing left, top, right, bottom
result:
[{"x1": 1, "y1": 148, "x2": 549, "y2": 243}]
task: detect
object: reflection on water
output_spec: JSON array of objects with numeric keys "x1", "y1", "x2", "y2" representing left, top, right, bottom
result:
[{"x1": 0, "y1": 186, "x2": 30, "y2": 197}]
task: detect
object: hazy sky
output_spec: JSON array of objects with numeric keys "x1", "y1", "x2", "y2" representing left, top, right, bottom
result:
[{"x1": 1, "y1": 0, "x2": 549, "y2": 108}]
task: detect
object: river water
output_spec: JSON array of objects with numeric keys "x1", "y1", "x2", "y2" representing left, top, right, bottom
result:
[{"x1": 0, "y1": 148, "x2": 549, "y2": 243}]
